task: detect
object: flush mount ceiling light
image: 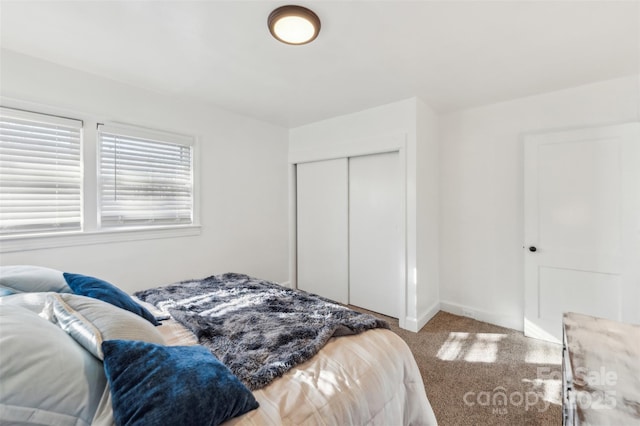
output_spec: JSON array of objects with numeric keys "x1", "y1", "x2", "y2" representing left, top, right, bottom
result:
[{"x1": 268, "y1": 5, "x2": 321, "y2": 45}]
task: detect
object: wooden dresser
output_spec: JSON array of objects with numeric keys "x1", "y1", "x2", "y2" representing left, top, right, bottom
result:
[{"x1": 562, "y1": 312, "x2": 640, "y2": 425}]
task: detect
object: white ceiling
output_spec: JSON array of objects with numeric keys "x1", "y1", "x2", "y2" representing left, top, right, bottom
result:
[{"x1": 1, "y1": 1, "x2": 638, "y2": 127}]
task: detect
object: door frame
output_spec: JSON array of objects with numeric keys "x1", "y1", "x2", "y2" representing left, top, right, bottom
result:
[
  {"x1": 288, "y1": 132, "x2": 409, "y2": 328},
  {"x1": 523, "y1": 122, "x2": 640, "y2": 342}
]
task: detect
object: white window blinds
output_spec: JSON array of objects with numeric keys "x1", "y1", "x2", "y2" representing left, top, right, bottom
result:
[
  {"x1": 98, "y1": 124, "x2": 193, "y2": 228},
  {"x1": 0, "y1": 107, "x2": 83, "y2": 237}
]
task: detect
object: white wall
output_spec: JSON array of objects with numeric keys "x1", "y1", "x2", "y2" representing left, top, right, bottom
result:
[
  {"x1": 416, "y1": 99, "x2": 440, "y2": 321},
  {"x1": 439, "y1": 75, "x2": 640, "y2": 330},
  {"x1": 0, "y1": 50, "x2": 290, "y2": 293},
  {"x1": 4, "y1": 49, "x2": 636, "y2": 332}
]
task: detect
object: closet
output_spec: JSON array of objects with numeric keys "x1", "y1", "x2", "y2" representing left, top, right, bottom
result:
[
  {"x1": 296, "y1": 151, "x2": 402, "y2": 318},
  {"x1": 289, "y1": 98, "x2": 440, "y2": 332}
]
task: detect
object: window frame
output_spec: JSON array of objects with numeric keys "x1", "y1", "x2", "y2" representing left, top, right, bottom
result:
[
  {"x1": 97, "y1": 123, "x2": 195, "y2": 230},
  {"x1": 0, "y1": 101, "x2": 200, "y2": 254}
]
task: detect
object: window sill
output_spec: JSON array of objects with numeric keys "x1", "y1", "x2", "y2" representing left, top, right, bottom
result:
[{"x1": 0, "y1": 225, "x2": 202, "y2": 254}]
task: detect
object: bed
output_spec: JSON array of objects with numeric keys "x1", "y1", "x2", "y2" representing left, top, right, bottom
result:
[{"x1": 0, "y1": 265, "x2": 437, "y2": 426}]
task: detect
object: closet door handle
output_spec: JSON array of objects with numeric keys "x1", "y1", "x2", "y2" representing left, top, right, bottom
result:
[{"x1": 529, "y1": 246, "x2": 537, "y2": 252}]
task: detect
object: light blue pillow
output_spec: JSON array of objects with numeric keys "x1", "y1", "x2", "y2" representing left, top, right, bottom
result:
[
  {"x1": 102, "y1": 340, "x2": 259, "y2": 426},
  {"x1": 0, "y1": 265, "x2": 70, "y2": 294},
  {"x1": 63, "y1": 273, "x2": 159, "y2": 326},
  {"x1": 0, "y1": 304, "x2": 107, "y2": 425},
  {"x1": 0, "y1": 292, "x2": 53, "y2": 314}
]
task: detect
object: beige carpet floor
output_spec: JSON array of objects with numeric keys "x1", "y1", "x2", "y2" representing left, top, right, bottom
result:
[{"x1": 355, "y1": 308, "x2": 563, "y2": 425}]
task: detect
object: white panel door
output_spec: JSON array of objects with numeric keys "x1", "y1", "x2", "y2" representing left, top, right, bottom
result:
[
  {"x1": 296, "y1": 158, "x2": 349, "y2": 304},
  {"x1": 524, "y1": 123, "x2": 640, "y2": 343},
  {"x1": 349, "y1": 152, "x2": 402, "y2": 318}
]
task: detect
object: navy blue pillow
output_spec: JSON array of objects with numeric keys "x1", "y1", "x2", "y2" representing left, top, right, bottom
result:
[
  {"x1": 102, "y1": 340, "x2": 259, "y2": 426},
  {"x1": 63, "y1": 273, "x2": 158, "y2": 326}
]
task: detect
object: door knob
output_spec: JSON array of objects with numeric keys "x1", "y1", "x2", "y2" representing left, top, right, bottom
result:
[{"x1": 529, "y1": 246, "x2": 537, "y2": 252}]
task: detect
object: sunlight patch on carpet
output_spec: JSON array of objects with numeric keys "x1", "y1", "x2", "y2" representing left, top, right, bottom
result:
[
  {"x1": 464, "y1": 333, "x2": 506, "y2": 363},
  {"x1": 436, "y1": 332, "x2": 506, "y2": 363}
]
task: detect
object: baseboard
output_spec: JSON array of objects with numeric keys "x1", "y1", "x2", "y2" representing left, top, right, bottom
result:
[
  {"x1": 440, "y1": 301, "x2": 523, "y2": 332},
  {"x1": 404, "y1": 301, "x2": 441, "y2": 332},
  {"x1": 403, "y1": 317, "x2": 419, "y2": 332},
  {"x1": 418, "y1": 301, "x2": 441, "y2": 330},
  {"x1": 280, "y1": 281, "x2": 292, "y2": 288}
]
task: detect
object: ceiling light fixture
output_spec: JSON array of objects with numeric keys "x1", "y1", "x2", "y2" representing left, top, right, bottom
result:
[{"x1": 268, "y1": 5, "x2": 321, "y2": 45}]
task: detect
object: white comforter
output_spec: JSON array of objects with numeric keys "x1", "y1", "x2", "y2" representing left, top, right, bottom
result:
[
  {"x1": 228, "y1": 328, "x2": 437, "y2": 426},
  {"x1": 92, "y1": 319, "x2": 437, "y2": 426}
]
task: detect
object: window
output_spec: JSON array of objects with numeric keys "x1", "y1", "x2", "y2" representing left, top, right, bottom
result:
[
  {"x1": 0, "y1": 106, "x2": 198, "y2": 250},
  {"x1": 0, "y1": 107, "x2": 83, "y2": 237},
  {"x1": 98, "y1": 124, "x2": 193, "y2": 229}
]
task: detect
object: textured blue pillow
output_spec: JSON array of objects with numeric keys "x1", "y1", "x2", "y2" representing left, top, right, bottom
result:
[
  {"x1": 102, "y1": 340, "x2": 259, "y2": 426},
  {"x1": 63, "y1": 273, "x2": 158, "y2": 326}
]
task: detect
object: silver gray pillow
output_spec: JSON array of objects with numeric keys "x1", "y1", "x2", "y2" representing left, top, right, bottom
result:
[{"x1": 47, "y1": 293, "x2": 166, "y2": 359}]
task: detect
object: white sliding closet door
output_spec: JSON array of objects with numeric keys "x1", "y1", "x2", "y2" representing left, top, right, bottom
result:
[
  {"x1": 349, "y1": 152, "x2": 402, "y2": 318},
  {"x1": 296, "y1": 158, "x2": 349, "y2": 304}
]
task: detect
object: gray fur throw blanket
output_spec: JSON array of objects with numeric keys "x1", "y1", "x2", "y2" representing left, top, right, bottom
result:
[{"x1": 135, "y1": 273, "x2": 389, "y2": 390}]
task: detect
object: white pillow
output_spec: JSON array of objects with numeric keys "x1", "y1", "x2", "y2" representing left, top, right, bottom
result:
[
  {"x1": 0, "y1": 304, "x2": 107, "y2": 426},
  {"x1": 0, "y1": 265, "x2": 70, "y2": 293},
  {"x1": 47, "y1": 293, "x2": 166, "y2": 360}
]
